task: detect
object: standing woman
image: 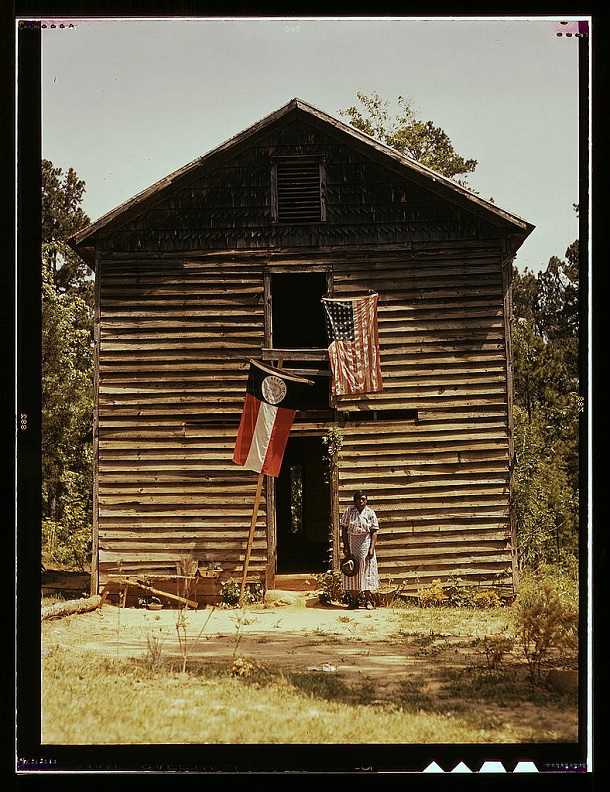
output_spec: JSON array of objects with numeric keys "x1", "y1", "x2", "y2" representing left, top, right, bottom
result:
[{"x1": 341, "y1": 490, "x2": 379, "y2": 609}]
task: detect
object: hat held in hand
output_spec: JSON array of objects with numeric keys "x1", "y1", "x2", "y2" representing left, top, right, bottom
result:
[{"x1": 340, "y1": 554, "x2": 359, "y2": 577}]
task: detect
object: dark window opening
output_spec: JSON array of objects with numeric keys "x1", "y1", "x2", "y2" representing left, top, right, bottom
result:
[
  {"x1": 271, "y1": 272, "x2": 328, "y2": 348},
  {"x1": 273, "y1": 159, "x2": 325, "y2": 224},
  {"x1": 340, "y1": 409, "x2": 419, "y2": 423}
]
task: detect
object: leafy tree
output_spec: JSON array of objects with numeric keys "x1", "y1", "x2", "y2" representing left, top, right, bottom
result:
[
  {"x1": 42, "y1": 159, "x2": 93, "y2": 306},
  {"x1": 339, "y1": 91, "x2": 477, "y2": 181},
  {"x1": 42, "y1": 160, "x2": 93, "y2": 569},
  {"x1": 513, "y1": 404, "x2": 579, "y2": 566},
  {"x1": 511, "y1": 219, "x2": 581, "y2": 568}
]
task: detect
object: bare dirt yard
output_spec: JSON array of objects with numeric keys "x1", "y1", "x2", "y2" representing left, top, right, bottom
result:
[{"x1": 40, "y1": 586, "x2": 579, "y2": 744}]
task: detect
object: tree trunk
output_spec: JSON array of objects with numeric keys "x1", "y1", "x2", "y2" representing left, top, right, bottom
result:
[{"x1": 41, "y1": 594, "x2": 102, "y2": 621}]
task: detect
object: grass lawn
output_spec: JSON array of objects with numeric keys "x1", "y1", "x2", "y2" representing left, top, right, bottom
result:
[{"x1": 41, "y1": 600, "x2": 579, "y2": 746}]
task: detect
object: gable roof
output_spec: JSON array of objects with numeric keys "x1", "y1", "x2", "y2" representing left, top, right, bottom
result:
[{"x1": 69, "y1": 97, "x2": 534, "y2": 266}]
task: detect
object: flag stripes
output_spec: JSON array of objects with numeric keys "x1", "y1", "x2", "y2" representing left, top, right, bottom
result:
[
  {"x1": 234, "y1": 393, "x2": 296, "y2": 477},
  {"x1": 233, "y1": 360, "x2": 311, "y2": 478},
  {"x1": 323, "y1": 292, "x2": 383, "y2": 396}
]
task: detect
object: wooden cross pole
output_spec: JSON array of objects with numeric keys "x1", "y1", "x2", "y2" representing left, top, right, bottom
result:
[
  {"x1": 240, "y1": 471, "x2": 265, "y2": 603},
  {"x1": 239, "y1": 355, "x2": 284, "y2": 605}
]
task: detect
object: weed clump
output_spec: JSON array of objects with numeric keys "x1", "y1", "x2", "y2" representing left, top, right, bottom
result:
[
  {"x1": 229, "y1": 656, "x2": 270, "y2": 679},
  {"x1": 416, "y1": 577, "x2": 504, "y2": 609},
  {"x1": 513, "y1": 581, "x2": 578, "y2": 681},
  {"x1": 472, "y1": 633, "x2": 515, "y2": 670}
]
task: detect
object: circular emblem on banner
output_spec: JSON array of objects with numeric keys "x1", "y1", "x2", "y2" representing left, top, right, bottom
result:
[{"x1": 261, "y1": 375, "x2": 287, "y2": 405}]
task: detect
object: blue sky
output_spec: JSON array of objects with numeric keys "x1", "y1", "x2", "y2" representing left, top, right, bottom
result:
[{"x1": 39, "y1": 16, "x2": 586, "y2": 272}]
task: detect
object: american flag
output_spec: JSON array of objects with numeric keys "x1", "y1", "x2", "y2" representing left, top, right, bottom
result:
[{"x1": 322, "y1": 292, "x2": 383, "y2": 396}]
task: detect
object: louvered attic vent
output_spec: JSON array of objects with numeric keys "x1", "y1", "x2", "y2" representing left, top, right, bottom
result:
[{"x1": 273, "y1": 159, "x2": 325, "y2": 224}]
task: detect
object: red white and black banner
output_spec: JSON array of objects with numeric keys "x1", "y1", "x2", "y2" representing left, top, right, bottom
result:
[
  {"x1": 322, "y1": 292, "x2": 383, "y2": 396},
  {"x1": 233, "y1": 360, "x2": 312, "y2": 477}
]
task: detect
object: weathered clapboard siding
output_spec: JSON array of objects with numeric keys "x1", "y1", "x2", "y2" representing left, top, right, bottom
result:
[
  {"x1": 71, "y1": 99, "x2": 532, "y2": 597},
  {"x1": 328, "y1": 245, "x2": 514, "y2": 592},
  {"x1": 334, "y1": 249, "x2": 508, "y2": 408},
  {"x1": 96, "y1": 257, "x2": 269, "y2": 580},
  {"x1": 94, "y1": 244, "x2": 515, "y2": 592}
]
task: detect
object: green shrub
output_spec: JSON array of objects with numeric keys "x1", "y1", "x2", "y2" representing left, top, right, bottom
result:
[
  {"x1": 473, "y1": 589, "x2": 503, "y2": 608},
  {"x1": 314, "y1": 569, "x2": 346, "y2": 605},
  {"x1": 42, "y1": 516, "x2": 91, "y2": 570},
  {"x1": 518, "y1": 559, "x2": 579, "y2": 612},
  {"x1": 220, "y1": 578, "x2": 264, "y2": 607},
  {"x1": 443, "y1": 576, "x2": 478, "y2": 607},
  {"x1": 514, "y1": 582, "x2": 578, "y2": 681},
  {"x1": 473, "y1": 633, "x2": 515, "y2": 670},
  {"x1": 417, "y1": 578, "x2": 445, "y2": 608},
  {"x1": 416, "y1": 577, "x2": 503, "y2": 609}
]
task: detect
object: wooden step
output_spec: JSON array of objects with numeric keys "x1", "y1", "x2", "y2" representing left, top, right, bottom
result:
[{"x1": 273, "y1": 574, "x2": 321, "y2": 592}]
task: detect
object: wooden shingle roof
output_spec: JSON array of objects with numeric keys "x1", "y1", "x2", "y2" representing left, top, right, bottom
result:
[{"x1": 70, "y1": 97, "x2": 534, "y2": 267}]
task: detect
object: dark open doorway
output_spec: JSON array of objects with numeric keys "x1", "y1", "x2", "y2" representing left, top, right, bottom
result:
[{"x1": 275, "y1": 435, "x2": 330, "y2": 574}]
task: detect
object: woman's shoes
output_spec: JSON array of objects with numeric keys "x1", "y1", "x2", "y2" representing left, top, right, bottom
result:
[
  {"x1": 347, "y1": 600, "x2": 375, "y2": 610},
  {"x1": 346, "y1": 600, "x2": 375, "y2": 610}
]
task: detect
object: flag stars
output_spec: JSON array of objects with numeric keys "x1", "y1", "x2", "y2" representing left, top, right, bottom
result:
[{"x1": 325, "y1": 300, "x2": 355, "y2": 342}]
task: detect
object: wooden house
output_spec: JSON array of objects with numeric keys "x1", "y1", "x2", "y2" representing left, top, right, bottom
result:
[{"x1": 70, "y1": 98, "x2": 534, "y2": 602}]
